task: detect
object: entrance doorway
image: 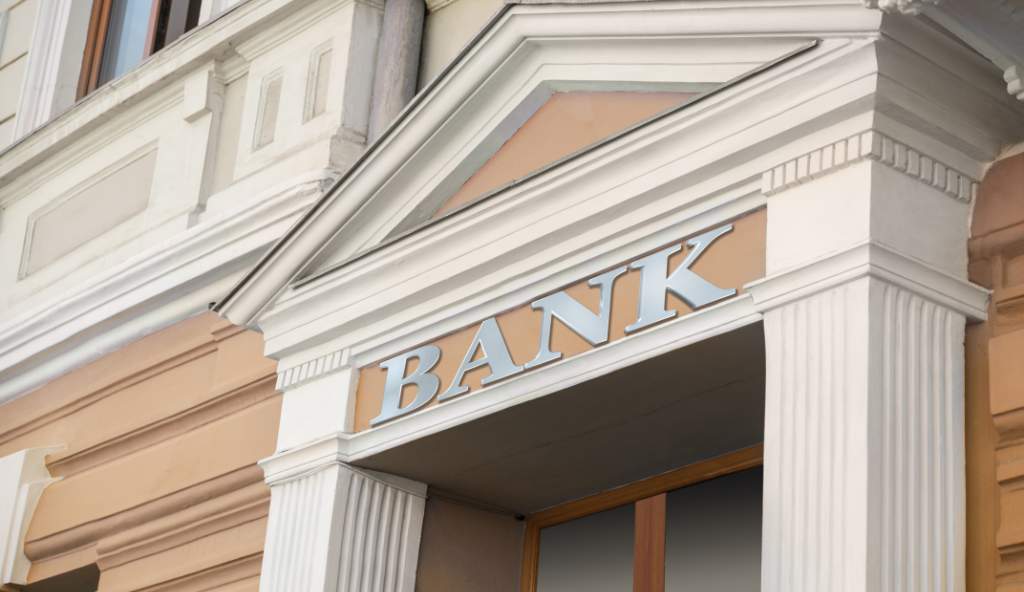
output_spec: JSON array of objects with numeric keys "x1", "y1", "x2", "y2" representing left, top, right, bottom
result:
[{"x1": 526, "y1": 448, "x2": 762, "y2": 592}]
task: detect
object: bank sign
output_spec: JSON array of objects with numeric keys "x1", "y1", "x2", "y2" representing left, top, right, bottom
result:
[{"x1": 354, "y1": 209, "x2": 766, "y2": 430}]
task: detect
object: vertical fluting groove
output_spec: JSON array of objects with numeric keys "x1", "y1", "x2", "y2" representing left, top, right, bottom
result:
[
  {"x1": 397, "y1": 491, "x2": 416, "y2": 592},
  {"x1": 764, "y1": 281, "x2": 962, "y2": 592},
  {"x1": 782, "y1": 304, "x2": 797, "y2": 592},
  {"x1": 371, "y1": 487, "x2": 394, "y2": 591},
  {"x1": 261, "y1": 467, "x2": 423, "y2": 592},
  {"x1": 338, "y1": 473, "x2": 364, "y2": 588},
  {"x1": 808, "y1": 294, "x2": 822, "y2": 591},
  {"x1": 895, "y1": 288, "x2": 909, "y2": 592},
  {"x1": 349, "y1": 476, "x2": 373, "y2": 590},
  {"x1": 881, "y1": 283, "x2": 895, "y2": 592},
  {"x1": 816, "y1": 289, "x2": 829, "y2": 592},
  {"x1": 386, "y1": 491, "x2": 408, "y2": 592},
  {"x1": 875, "y1": 288, "x2": 960, "y2": 592},
  {"x1": 762, "y1": 308, "x2": 783, "y2": 591},
  {"x1": 834, "y1": 284, "x2": 847, "y2": 592},
  {"x1": 796, "y1": 299, "x2": 809, "y2": 592},
  {"x1": 923, "y1": 302, "x2": 936, "y2": 592}
]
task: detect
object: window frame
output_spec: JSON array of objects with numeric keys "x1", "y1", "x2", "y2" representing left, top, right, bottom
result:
[
  {"x1": 77, "y1": 0, "x2": 197, "y2": 99},
  {"x1": 520, "y1": 444, "x2": 763, "y2": 592}
]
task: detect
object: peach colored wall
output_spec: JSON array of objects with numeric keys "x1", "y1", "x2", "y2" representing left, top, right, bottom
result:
[
  {"x1": 416, "y1": 495, "x2": 524, "y2": 592},
  {"x1": 0, "y1": 312, "x2": 280, "y2": 591},
  {"x1": 434, "y1": 92, "x2": 692, "y2": 217},
  {"x1": 967, "y1": 152, "x2": 1024, "y2": 592},
  {"x1": 355, "y1": 209, "x2": 766, "y2": 431}
]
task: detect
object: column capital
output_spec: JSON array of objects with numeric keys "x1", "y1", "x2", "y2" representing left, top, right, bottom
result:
[
  {"x1": 259, "y1": 433, "x2": 425, "y2": 497},
  {"x1": 746, "y1": 241, "x2": 990, "y2": 320}
]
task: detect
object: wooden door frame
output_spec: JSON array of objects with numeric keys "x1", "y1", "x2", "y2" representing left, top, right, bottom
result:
[{"x1": 519, "y1": 444, "x2": 763, "y2": 592}]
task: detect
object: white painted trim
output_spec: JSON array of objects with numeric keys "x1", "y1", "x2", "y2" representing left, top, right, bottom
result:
[
  {"x1": 257, "y1": 457, "x2": 426, "y2": 592},
  {"x1": 294, "y1": 295, "x2": 760, "y2": 463},
  {"x1": 0, "y1": 447, "x2": 61, "y2": 587},
  {"x1": 0, "y1": 0, "x2": 349, "y2": 185},
  {"x1": 0, "y1": 9, "x2": 8, "y2": 65},
  {"x1": 762, "y1": 130, "x2": 978, "y2": 201},
  {"x1": 0, "y1": 171, "x2": 336, "y2": 404},
  {"x1": 277, "y1": 348, "x2": 350, "y2": 391},
  {"x1": 13, "y1": 0, "x2": 75, "y2": 139},
  {"x1": 216, "y1": 0, "x2": 904, "y2": 326},
  {"x1": 911, "y1": 0, "x2": 1024, "y2": 101},
  {"x1": 745, "y1": 240, "x2": 990, "y2": 319}
]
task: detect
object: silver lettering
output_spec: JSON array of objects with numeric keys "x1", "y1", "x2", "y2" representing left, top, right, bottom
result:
[
  {"x1": 439, "y1": 317, "x2": 523, "y2": 400},
  {"x1": 525, "y1": 265, "x2": 628, "y2": 369},
  {"x1": 370, "y1": 345, "x2": 442, "y2": 426},
  {"x1": 625, "y1": 224, "x2": 736, "y2": 333}
]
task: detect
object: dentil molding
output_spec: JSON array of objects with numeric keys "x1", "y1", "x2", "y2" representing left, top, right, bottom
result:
[
  {"x1": 762, "y1": 131, "x2": 977, "y2": 202},
  {"x1": 276, "y1": 349, "x2": 350, "y2": 390}
]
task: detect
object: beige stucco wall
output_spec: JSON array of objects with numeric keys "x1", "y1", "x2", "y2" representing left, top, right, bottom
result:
[
  {"x1": 0, "y1": 312, "x2": 280, "y2": 591},
  {"x1": 0, "y1": 0, "x2": 36, "y2": 147},
  {"x1": 416, "y1": 495, "x2": 524, "y2": 592},
  {"x1": 967, "y1": 150, "x2": 1024, "y2": 592},
  {"x1": 435, "y1": 91, "x2": 691, "y2": 217}
]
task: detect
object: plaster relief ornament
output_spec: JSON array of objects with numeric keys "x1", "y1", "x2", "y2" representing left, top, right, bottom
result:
[{"x1": 862, "y1": 0, "x2": 942, "y2": 14}]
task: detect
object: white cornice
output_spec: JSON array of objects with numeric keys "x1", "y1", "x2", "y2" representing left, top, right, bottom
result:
[
  {"x1": 746, "y1": 241, "x2": 990, "y2": 320},
  {"x1": 762, "y1": 130, "x2": 978, "y2": 201},
  {"x1": 892, "y1": 0, "x2": 1024, "y2": 102},
  {"x1": 0, "y1": 172, "x2": 333, "y2": 404},
  {"x1": 216, "y1": 1, "x2": 895, "y2": 328},
  {"x1": 258, "y1": 433, "x2": 426, "y2": 497}
]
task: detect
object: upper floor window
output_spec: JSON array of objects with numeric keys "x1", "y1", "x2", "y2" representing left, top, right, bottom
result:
[{"x1": 78, "y1": 0, "x2": 202, "y2": 98}]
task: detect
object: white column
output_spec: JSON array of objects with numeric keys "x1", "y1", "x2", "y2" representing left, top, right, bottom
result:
[
  {"x1": 258, "y1": 359, "x2": 427, "y2": 592},
  {"x1": 749, "y1": 131, "x2": 988, "y2": 592}
]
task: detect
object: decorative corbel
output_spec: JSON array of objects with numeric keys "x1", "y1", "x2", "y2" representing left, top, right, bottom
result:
[{"x1": 0, "y1": 447, "x2": 62, "y2": 589}]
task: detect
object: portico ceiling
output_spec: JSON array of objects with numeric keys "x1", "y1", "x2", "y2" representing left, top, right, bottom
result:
[{"x1": 355, "y1": 323, "x2": 765, "y2": 514}]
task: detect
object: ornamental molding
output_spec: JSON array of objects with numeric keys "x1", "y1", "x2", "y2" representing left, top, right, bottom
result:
[
  {"x1": 13, "y1": 0, "x2": 75, "y2": 140},
  {"x1": 275, "y1": 349, "x2": 350, "y2": 391},
  {"x1": 0, "y1": 447, "x2": 61, "y2": 587},
  {"x1": 1006, "y1": 65, "x2": 1024, "y2": 101},
  {"x1": 762, "y1": 131, "x2": 977, "y2": 202},
  {"x1": 746, "y1": 240, "x2": 990, "y2": 320},
  {"x1": 862, "y1": 0, "x2": 941, "y2": 14}
]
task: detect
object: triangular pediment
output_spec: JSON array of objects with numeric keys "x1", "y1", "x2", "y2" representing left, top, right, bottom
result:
[
  {"x1": 431, "y1": 91, "x2": 693, "y2": 218},
  {"x1": 215, "y1": 0, "x2": 823, "y2": 328}
]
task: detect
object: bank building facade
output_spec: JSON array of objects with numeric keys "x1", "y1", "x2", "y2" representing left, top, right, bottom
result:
[{"x1": 0, "y1": 0, "x2": 1023, "y2": 590}]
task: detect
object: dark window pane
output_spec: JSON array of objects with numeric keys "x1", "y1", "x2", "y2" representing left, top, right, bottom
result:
[
  {"x1": 98, "y1": 0, "x2": 152, "y2": 84},
  {"x1": 665, "y1": 467, "x2": 763, "y2": 592},
  {"x1": 536, "y1": 503, "x2": 634, "y2": 592},
  {"x1": 152, "y1": 0, "x2": 203, "y2": 53}
]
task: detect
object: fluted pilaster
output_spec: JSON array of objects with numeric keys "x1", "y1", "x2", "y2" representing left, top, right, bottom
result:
[
  {"x1": 759, "y1": 277, "x2": 965, "y2": 592},
  {"x1": 258, "y1": 440, "x2": 426, "y2": 592}
]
